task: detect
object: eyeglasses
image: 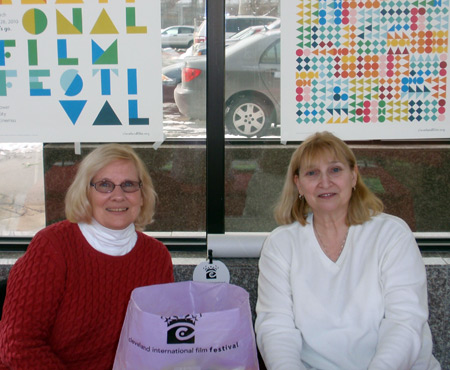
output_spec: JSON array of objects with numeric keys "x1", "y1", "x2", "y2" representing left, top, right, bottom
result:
[{"x1": 90, "y1": 180, "x2": 142, "y2": 193}]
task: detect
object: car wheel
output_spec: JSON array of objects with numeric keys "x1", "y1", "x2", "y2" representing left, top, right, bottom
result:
[
  {"x1": 225, "y1": 96, "x2": 273, "y2": 137},
  {"x1": 187, "y1": 40, "x2": 193, "y2": 48}
]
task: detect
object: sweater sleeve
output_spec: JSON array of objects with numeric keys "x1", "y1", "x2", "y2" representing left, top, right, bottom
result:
[
  {"x1": 255, "y1": 235, "x2": 306, "y2": 370},
  {"x1": 0, "y1": 232, "x2": 67, "y2": 369},
  {"x1": 139, "y1": 234, "x2": 174, "y2": 285},
  {"x1": 368, "y1": 224, "x2": 429, "y2": 370}
]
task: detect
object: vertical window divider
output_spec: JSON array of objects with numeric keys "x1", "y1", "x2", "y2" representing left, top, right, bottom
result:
[{"x1": 206, "y1": 0, "x2": 226, "y2": 236}]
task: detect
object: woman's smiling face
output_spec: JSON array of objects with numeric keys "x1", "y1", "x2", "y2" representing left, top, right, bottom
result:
[
  {"x1": 89, "y1": 159, "x2": 143, "y2": 230},
  {"x1": 294, "y1": 152, "x2": 357, "y2": 218}
]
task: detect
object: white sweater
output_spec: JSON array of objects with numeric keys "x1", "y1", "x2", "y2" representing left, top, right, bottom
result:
[{"x1": 255, "y1": 213, "x2": 440, "y2": 370}]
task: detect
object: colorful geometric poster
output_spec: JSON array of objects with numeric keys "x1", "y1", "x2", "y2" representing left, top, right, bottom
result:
[
  {"x1": 281, "y1": 0, "x2": 450, "y2": 141},
  {"x1": 0, "y1": 1, "x2": 163, "y2": 143}
]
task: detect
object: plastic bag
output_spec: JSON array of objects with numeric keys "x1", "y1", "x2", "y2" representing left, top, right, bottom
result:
[{"x1": 113, "y1": 281, "x2": 259, "y2": 370}]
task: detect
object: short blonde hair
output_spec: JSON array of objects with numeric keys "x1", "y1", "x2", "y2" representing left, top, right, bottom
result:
[
  {"x1": 275, "y1": 131, "x2": 384, "y2": 226},
  {"x1": 65, "y1": 144, "x2": 156, "y2": 231}
]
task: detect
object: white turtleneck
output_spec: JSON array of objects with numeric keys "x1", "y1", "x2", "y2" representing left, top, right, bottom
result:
[{"x1": 78, "y1": 218, "x2": 137, "y2": 256}]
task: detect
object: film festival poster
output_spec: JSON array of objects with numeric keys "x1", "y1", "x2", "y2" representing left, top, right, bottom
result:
[{"x1": 0, "y1": 1, "x2": 163, "y2": 143}]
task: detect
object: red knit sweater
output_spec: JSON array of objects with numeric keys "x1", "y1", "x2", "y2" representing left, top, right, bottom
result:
[{"x1": 0, "y1": 221, "x2": 174, "y2": 370}]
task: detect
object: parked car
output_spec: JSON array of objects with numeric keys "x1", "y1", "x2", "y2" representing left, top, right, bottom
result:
[
  {"x1": 194, "y1": 15, "x2": 279, "y2": 45},
  {"x1": 164, "y1": 23, "x2": 277, "y2": 103},
  {"x1": 265, "y1": 18, "x2": 281, "y2": 31},
  {"x1": 174, "y1": 29, "x2": 280, "y2": 137},
  {"x1": 162, "y1": 62, "x2": 184, "y2": 102},
  {"x1": 229, "y1": 17, "x2": 280, "y2": 43},
  {"x1": 226, "y1": 25, "x2": 266, "y2": 45},
  {"x1": 190, "y1": 24, "x2": 269, "y2": 56},
  {"x1": 161, "y1": 25, "x2": 195, "y2": 49}
]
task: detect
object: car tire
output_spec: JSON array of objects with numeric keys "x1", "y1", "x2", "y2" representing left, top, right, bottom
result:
[
  {"x1": 225, "y1": 96, "x2": 273, "y2": 137},
  {"x1": 187, "y1": 40, "x2": 193, "y2": 48}
]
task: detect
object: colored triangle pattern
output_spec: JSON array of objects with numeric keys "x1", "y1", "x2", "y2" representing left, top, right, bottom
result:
[{"x1": 293, "y1": 0, "x2": 449, "y2": 125}]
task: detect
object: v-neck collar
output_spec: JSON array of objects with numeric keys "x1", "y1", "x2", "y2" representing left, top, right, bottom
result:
[{"x1": 309, "y1": 214, "x2": 351, "y2": 267}]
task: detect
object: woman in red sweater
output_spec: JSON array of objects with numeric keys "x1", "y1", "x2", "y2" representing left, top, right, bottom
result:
[{"x1": 0, "y1": 144, "x2": 174, "y2": 369}]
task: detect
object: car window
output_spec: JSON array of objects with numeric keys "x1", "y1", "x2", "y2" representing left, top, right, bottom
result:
[
  {"x1": 238, "y1": 19, "x2": 252, "y2": 32},
  {"x1": 260, "y1": 39, "x2": 280, "y2": 65},
  {"x1": 254, "y1": 18, "x2": 277, "y2": 27},
  {"x1": 199, "y1": 18, "x2": 277, "y2": 38},
  {"x1": 229, "y1": 27, "x2": 255, "y2": 40},
  {"x1": 226, "y1": 18, "x2": 252, "y2": 34},
  {"x1": 225, "y1": 19, "x2": 238, "y2": 33},
  {"x1": 165, "y1": 28, "x2": 178, "y2": 36},
  {"x1": 180, "y1": 27, "x2": 193, "y2": 34}
]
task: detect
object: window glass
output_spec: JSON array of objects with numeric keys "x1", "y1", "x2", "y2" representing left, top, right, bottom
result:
[
  {"x1": 224, "y1": 144, "x2": 450, "y2": 233},
  {"x1": 226, "y1": 19, "x2": 251, "y2": 34},
  {"x1": 0, "y1": 0, "x2": 448, "y2": 241},
  {"x1": 180, "y1": 27, "x2": 193, "y2": 34},
  {"x1": 165, "y1": 27, "x2": 178, "y2": 35},
  {"x1": 260, "y1": 40, "x2": 280, "y2": 65},
  {"x1": 43, "y1": 144, "x2": 206, "y2": 233},
  {"x1": 160, "y1": 0, "x2": 206, "y2": 231},
  {"x1": 0, "y1": 144, "x2": 45, "y2": 237},
  {"x1": 222, "y1": 0, "x2": 450, "y2": 236},
  {"x1": 0, "y1": 1, "x2": 207, "y2": 238}
]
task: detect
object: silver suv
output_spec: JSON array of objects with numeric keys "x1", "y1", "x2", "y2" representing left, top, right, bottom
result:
[{"x1": 161, "y1": 25, "x2": 195, "y2": 49}]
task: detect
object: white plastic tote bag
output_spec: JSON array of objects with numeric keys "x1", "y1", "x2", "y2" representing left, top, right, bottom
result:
[{"x1": 113, "y1": 281, "x2": 259, "y2": 370}]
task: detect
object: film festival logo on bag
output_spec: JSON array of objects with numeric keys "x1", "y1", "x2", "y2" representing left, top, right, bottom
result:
[
  {"x1": 162, "y1": 314, "x2": 202, "y2": 344},
  {"x1": 204, "y1": 265, "x2": 218, "y2": 279}
]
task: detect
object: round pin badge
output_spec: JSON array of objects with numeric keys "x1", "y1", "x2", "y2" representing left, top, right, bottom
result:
[{"x1": 193, "y1": 260, "x2": 230, "y2": 283}]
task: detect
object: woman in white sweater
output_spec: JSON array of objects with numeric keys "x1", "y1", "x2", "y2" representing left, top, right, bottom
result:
[{"x1": 255, "y1": 132, "x2": 440, "y2": 370}]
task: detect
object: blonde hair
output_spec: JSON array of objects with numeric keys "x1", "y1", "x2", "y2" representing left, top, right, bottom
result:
[
  {"x1": 275, "y1": 131, "x2": 384, "y2": 226},
  {"x1": 65, "y1": 144, "x2": 156, "y2": 231}
]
